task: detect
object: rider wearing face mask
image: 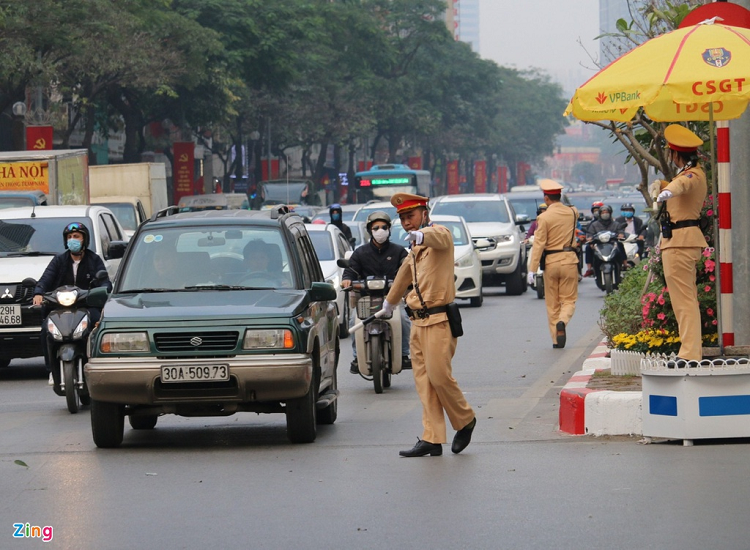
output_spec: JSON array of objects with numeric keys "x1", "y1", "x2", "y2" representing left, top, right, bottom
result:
[
  {"x1": 341, "y1": 211, "x2": 411, "y2": 372},
  {"x1": 615, "y1": 203, "x2": 647, "y2": 259},
  {"x1": 32, "y1": 222, "x2": 112, "y2": 382},
  {"x1": 583, "y1": 205, "x2": 627, "y2": 277},
  {"x1": 329, "y1": 203, "x2": 355, "y2": 247}
]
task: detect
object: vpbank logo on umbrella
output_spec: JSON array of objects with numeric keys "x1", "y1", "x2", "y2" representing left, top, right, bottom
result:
[{"x1": 702, "y1": 47, "x2": 732, "y2": 67}]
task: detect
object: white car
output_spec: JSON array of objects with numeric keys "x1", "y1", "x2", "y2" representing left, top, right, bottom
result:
[
  {"x1": 351, "y1": 201, "x2": 398, "y2": 223},
  {"x1": 305, "y1": 223, "x2": 353, "y2": 337},
  {"x1": 0, "y1": 205, "x2": 128, "y2": 367},
  {"x1": 392, "y1": 215, "x2": 484, "y2": 307},
  {"x1": 430, "y1": 194, "x2": 527, "y2": 295}
]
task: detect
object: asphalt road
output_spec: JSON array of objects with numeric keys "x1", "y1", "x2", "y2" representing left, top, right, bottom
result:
[{"x1": 3, "y1": 277, "x2": 750, "y2": 549}]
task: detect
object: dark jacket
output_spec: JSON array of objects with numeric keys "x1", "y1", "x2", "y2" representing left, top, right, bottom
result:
[
  {"x1": 34, "y1": 249, "x2": 112, "y2": 296},
  {"x1": 615, "y1": 215, "x2": 646, "y2": 237},
  {"x1": 333, "y1": 221, "x2": 353, "y2": 244},
  {"x1": 343, "y1": 239, "x2": 407, "y2": 282},
  {"x1": 586, "y1": 217, "x2": 626, "y2": 237}
]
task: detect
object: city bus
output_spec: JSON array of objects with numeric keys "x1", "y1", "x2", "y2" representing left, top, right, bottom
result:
[{"x1": 353, "y1": 164, "x2": 431, "y2": 202}]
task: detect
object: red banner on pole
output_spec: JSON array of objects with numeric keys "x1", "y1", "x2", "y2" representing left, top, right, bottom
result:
[
  {"x1": 357, "y1": 160, "x2": 373, "y2": 172},
  {"x1": 26, "y1": 126, "x2": 53, "y2": 150},
  {"x1": 408, "y1": 156, "x2": 422, "y2": 170},
  {"x1": 447, "y1": 160, "x2": 459, "y2": 195},
  {"x1": 173, "y1": 142, "x2": 195, "y2": 204},
  {"x1": 497, "y1": 166, "x2": 508, "y2": 194},
  {"x1": 474, "y1": 161, "x2": 486, "y2": 194},
  {"x1": 261, "y1": 159, "x2": 280, "y2": 181}
]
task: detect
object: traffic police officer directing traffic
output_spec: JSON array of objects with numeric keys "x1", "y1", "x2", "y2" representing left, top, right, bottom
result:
[
  {"x1": 655, "y1": 124, "x2": 708, "y2": 363},
  {"x1": 381, "y1": 193, "x2": 476, "y2": 457},
  {"x1": 528, "y1": 180, "x2": 580, "y2": 349}
]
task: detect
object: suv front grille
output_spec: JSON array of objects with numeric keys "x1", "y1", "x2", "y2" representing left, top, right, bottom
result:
[
  {"x1": 154, "y1": 331, "x2": 239, "y2": 352},
  {"x1": 0, "y1": 284, "x2": 33, "y2": 304}
]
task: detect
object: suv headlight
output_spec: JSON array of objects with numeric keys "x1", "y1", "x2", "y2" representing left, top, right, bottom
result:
[
  {"x1": 243, "y1": 329, "x2": 294, "y2": 350},
  {"x1": 455, "y1": 253, "x2": 474, "y2": 268},
  {"x1": 100, "y1": 332, "x2": 150, "y2": 353}
]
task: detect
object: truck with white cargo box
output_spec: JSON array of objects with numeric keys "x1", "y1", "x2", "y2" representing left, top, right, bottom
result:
[
  {"x1": 0, "y1": 149, "x2": 89, "y2": 205},
  {"x1": 89, "y1": 163, "x2": 168, "y2": 237}
]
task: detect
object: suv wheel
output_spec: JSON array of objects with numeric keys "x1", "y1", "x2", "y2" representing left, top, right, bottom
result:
[
  {"x1": 286, "y1": 353, "x2": 318, "y2": 443},
  {"x1": 505, "y1": 256, "x2": 526, "y2": 295},
  {"x1": 91, "y1": 399, "x2": 124, "y2": 448}
]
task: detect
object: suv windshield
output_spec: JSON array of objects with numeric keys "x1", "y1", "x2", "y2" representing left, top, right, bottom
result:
[
  {"x1": 118, "y1": 225, "x2": 293, "y2": 291},
  {"x1": 432, "y1": 200, "x2": 510, "y2": 223},
  {"x1": 0, "y1": 217, "x2": 89, "y2": 255}
]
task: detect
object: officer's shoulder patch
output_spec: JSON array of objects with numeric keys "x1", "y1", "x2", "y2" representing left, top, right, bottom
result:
[{"x1": 686, "y1": 173, "x2": 693, "y2": 179}]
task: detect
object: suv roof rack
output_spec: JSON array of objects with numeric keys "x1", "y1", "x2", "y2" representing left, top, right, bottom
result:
[
  {"x1": 150, "y1": 205, "x2": 181, "y2": 222},
  {"x1": 270, "y1": 204, "x2": 291, "y2": 219}
]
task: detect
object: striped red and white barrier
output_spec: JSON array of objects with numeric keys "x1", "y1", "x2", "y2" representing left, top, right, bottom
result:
[{"x1": 716, "y1": 121, "x2": 733, "y2": 348}]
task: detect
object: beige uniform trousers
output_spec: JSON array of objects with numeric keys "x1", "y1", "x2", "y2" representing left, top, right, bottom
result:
[
  {"x1": 411, "y1": 320, "x2": 475, "y2": 444},
  {"x1": 543, "y1": 261, "x2": 579, "y2": 345},
  {"x1": 662, "y1": 247, "x2": 703, "y2": 361}
]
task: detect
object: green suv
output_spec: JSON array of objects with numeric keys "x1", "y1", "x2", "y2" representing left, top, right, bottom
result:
[{"x1": 85, "y1": 207, "x2": 340, "y2": 447}]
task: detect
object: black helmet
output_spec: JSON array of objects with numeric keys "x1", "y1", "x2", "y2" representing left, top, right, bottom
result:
[
  {"x1": 620, "y1": 202, "x2": 635, "y2": 211},
  {"x1": 62, "y1": 221, "x2": 90, "y2": 249},
  {"x1": 599, "y1": 205, "x2": 613, "y2": 216},
  {"x1": 366, "y1": 210, "x2": 391, "y2": 231}
]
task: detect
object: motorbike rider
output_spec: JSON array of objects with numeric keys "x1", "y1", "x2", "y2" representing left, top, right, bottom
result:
[
  {"x1": 615, "y1": 203, "x2": 647, "y2": 261},
  {"x1": 342, "y1": 211, "x2": 411, "y2": 373},
  {"x1": 32, "y1": 222, "x2": 112, "y2": 383},
  {"x1": 329, "y1": 203, "x2": 355, "y2": 247},
  {"x1": 583, "y1": 205, "x2": 626, "y2": 277},
  {"x1": 524, "y1": 203, "x2": 547, "y2": 241}
]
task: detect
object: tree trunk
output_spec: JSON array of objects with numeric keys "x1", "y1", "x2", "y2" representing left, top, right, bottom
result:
[
  {"x1": 81, "y1": 103, "x2": 97, "y2": 165},
  {"x1": 107, "y1": 86, "x2": 143, "y2": 163}
]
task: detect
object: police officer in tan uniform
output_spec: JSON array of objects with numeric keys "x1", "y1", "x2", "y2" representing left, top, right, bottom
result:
[
  {"x1": 381, "y1": 193, "x2": 476, "y2": 457},
  {"x1": 656, "y1": 124, "x2": 708, "y2": 363},
  {"x1": 528, "y1": 180, "x2": 580, "y2": 348}
]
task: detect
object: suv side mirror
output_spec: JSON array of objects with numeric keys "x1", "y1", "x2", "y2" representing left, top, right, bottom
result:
[
  {"x1": 107, "y1": 240, "x2": 128, "y2": 260},
  {"x1": 309, "y1": 281, "x2": 337, "y2": 302},
  {"x1": 87, "y1": 286, "x2": 110, "y2": 308}
]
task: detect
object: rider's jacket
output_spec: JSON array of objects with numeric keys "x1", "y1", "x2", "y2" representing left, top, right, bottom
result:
[
  {"x1": 343, "y1": 239, "x2": 407, "y2": 282},
  {"x1": 586, "y1": 217, "x2": 625, "y2": 237},
  {"x1": 34, "y1": 249, "x2": 111, "y2": 296}
]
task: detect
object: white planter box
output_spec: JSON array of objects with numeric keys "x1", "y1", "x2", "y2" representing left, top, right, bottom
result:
[{"x1": 642, "y1": 360, "x2": 750, "y2": 444}]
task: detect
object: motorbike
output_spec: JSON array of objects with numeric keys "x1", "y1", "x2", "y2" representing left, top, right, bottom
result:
[
  {"x1": 26, "y1": 277, "x2": 100, "y2": 413},
  {"x1": 589, "y1": 231, "x2": 632, "y2": 295},
  {"x1": 525, "y1": 236, "x2": 544, "y2": 300},
  {"x1": 621, "y1": 233, "x2": 641, "y2": 271},
  {"x1": 342, "y1": 273, "x2": 404, "y2": 394}
]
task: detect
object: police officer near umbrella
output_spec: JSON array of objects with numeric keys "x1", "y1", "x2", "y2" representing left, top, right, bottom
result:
[
  {"x1": 380, "y1": 193, "x2": 476, "y2": 457},
  {"x1": 655, "y1": 124, "x2": 708, "y2": 364},
  {"x1": 528, "y1": 180, "x2": 580, "y2": 348}
]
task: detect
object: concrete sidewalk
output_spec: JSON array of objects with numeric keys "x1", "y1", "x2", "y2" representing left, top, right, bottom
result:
[{"x1": 559, "y1": 339, "x2": 643, "y2": 436}]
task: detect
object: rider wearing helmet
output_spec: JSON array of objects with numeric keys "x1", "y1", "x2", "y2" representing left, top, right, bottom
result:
[
  {"x1": 342, "y1": 211, "x2": 411, "y2": 373},
  {"x1": 525, "y1": 203, "x2": 548, "y2": 240},
  {"x1": 33, "y1": 222, "x2": 112, "y2": 380},
  {"x1": 615, "y1": 203, "x2": 647, "y2": 259},
  {"x1": 583, "y1": 205, "x2": 626, "y2": 277},
  {"x1": 591, "y1": 201, "x2": 604, "y2": 219},
  {"x1": 329, "y1": 203, "x2": 355, "y2": 247}
]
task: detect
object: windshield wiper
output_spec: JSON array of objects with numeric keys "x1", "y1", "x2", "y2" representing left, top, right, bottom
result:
[
  {"x1": 3, "y1": 251, "x2": 58, "y2": 257},
  {"x1": 184, "y1": 284, "x2": 247, "y2": 290},
  {"x1": 119, "y1": 288, "x2": 185, "y2": 293}
]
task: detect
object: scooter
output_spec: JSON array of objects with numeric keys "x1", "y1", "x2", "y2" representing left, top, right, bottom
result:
[
  {"x1": 590, "y1": 231, "x2": 629, "y2": 295},
  {"x1": 621, "y1": 233, "x2": 640, "y2": 271},
  {"x1": 344, "y1": 275, "x2": 403, "y2": 394},
  {"x1": 27, "y1": 278, "x2": 98, "y2": 413},
  {"x1": 525, "y1": 236, "x2": 544, "y2": 299}
]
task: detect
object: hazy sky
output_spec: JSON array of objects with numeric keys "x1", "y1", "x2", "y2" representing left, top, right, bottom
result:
[{"x1": 478, "y1": 0, "x2": 600, "y2": 94}]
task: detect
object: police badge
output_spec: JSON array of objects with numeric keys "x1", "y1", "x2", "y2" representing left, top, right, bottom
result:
[{"x1": 702, "y1": 48, "x2": 731, "y2": 68}]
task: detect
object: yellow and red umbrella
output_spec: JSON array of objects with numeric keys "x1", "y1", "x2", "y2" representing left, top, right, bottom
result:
[{"x1": 565, "y1": 19, "x2": 750, "y2": 122}]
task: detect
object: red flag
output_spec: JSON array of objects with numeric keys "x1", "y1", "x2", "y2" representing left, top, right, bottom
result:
[
  {"x1": 26, "y1": 126, "x2": 53, "y2": 150},
  {"x1": 447, "y1": 161, "x2": 459, "y2": 195},
  {"x1": 173, "y1": 142, "x2": 195, "y2": 204},
  {"x1": 474, "y1": 161, "x2": 486, "y2": 193}
]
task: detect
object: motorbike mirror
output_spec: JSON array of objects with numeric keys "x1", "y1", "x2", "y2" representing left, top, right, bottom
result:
[
  {"x1": 87, "y1": 286, "x2": 109, "y2": 308},
  {"x1": 21, "y1": 277, "x2": 37, "y2": 288},
  {"x1": 337, "y1": 258, "x2": 350, "y2": 269},
  {"x1": 94, "y1": 270, "x2": 109, "y2": 282}
]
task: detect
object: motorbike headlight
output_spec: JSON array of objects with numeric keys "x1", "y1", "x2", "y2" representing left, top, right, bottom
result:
[
  {"x1": 599, "y1": 233, "x2": 611, "y2": 243},
  {"x1": 47, "y1": 319, "x2": 63, "y2": 341},
  {"x1": 100, "y1": 332, "x2": 150, "y2": 353},
  {"x1": 366, "y1": 279, "x2": 386, "y2": 290},
  {"x1": 243, "y1": 329, "x2": 294, "y2": 350},
  {"x1": 455, "y1": 253, "x2": 474, "y2": 268},
  {"x1": 72, "y1": 315, "x2": 89, "y2": 340},
  {"x1": 56, "y1": 289, "x2": 78, "y2": 307},
  {"x1": 494, "y1": 234, "x2": 513, "y2": 242}
]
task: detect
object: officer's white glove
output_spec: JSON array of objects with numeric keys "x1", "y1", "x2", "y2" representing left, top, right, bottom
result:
[
  {"x1": 649, "y1": 180, "x2": 663, "y2": 200},
  {"x1": 527, "y1": 272, "x2": 535, "y2": 286},
  {"x1": 405, "y1": 230, "x2": 424, "y2": 245},
  {"x1": 382, "y1": 300, "x2": 395, "y2": 316},
  {"x1": 657, "y1": 189, "x2": 673, "y2": 203}
]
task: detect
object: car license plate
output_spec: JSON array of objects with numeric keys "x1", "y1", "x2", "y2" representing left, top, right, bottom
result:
[
  {"x1": 0, "y1": 305, "x2": 21, "y2": 326},
  {"x1": 161, "y1": 364, "x2": 229, "y2": 383}
]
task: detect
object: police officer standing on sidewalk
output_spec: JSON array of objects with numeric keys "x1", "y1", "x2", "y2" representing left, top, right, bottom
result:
[
  {"x1": 381, "y1": 193, "x2": 476, "y2": 457},
  {"x1": 528, "y1": 180, "x2": 580, "y2": 348},
  {"x1": 655, "y1": 124, "x2": 708, "y2": 364}
]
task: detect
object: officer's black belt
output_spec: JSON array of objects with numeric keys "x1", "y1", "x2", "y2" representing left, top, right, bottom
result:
[
  {"x1": 406, "y1": 305, "x2": 448, "y2": 320},
  {"x1": 669, "y1": 219, "x2": 700, "y2": 229},
  {"x1": 545, "y1": 246, "x2": 577, "y2": 256}
]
